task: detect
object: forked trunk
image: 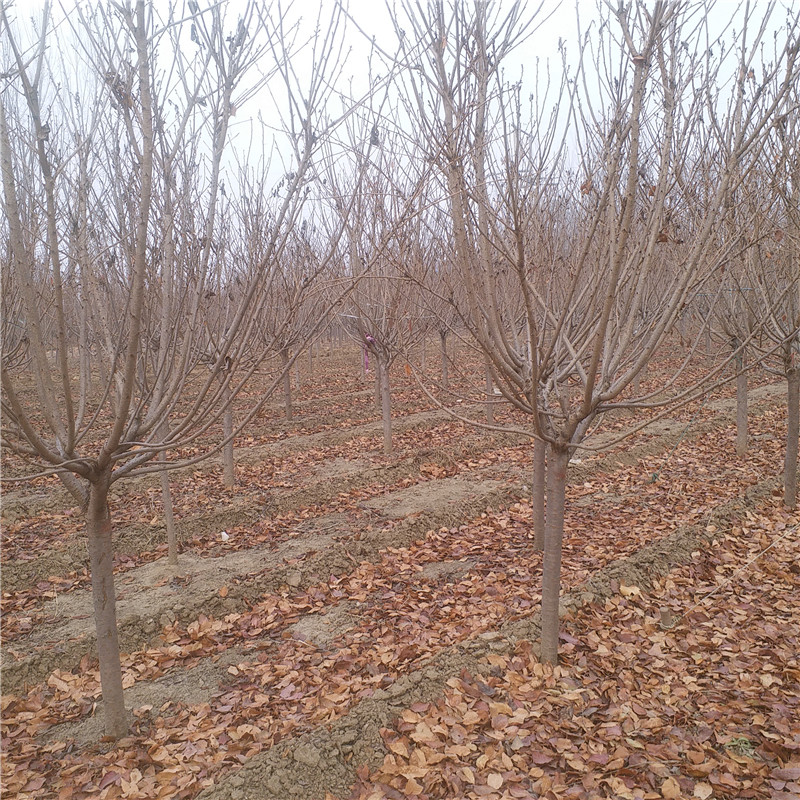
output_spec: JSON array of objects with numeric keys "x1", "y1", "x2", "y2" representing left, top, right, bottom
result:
[
  {"x1": 735, "y1": 349, "x2": 748, "y2": 458},
  {"x1": 532, "y1": 437, "x2": 546, "y2": 551},
  {"x1": 785, "y1": 364, "x2": 799, "y2": 510},
  {"x1": 379, "y1": 357, "x2": 393, "y2": 454},
  {"x1": 540, "y1": 445, "x2": 569, "y2": 665},
  {"x1": 86, "y1": 473, "x2": 128, "y2": 738}
]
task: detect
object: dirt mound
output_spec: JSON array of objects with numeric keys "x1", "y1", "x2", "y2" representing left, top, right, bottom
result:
[
  {"x1": 289, "y1": 603, "x2": 360, "y2": 649},
  {"x1": 362, "y1": 477, "x2": 494, "y2": 519},
  {"x1": 1, "y1": 478, "x2": 504, "y2": 692}
]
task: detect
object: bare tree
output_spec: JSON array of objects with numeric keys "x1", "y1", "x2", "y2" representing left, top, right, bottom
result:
[
  {"x1": 1, "y1": 0, "x2": 362, "y2": 736},
  {"x1": 745, "y1": 83, "x2": 800, "y2": 507},
  {"x1": 325, "y1": 112, "x2": 427, "y2": 454},
  {"x1": 391, "y1": 0, "x2": 800, "y2": 663}
]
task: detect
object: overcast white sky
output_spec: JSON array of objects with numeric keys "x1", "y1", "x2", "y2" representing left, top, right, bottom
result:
[{"x1": 5, "y1": 0, "x2": 792, "y2": 190}]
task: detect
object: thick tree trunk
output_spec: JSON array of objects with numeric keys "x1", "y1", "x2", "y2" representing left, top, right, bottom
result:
[
  {"x1": 280, "y1": 348, "x2": 293, "y2": 421},
  {"x1": 86, "y1": 473, "x2": 128, "y2": 738},
  {"x1": 440, "y1": 330, "x2": 449, "y2": 390},
  {"x1": 785, "y1": 364, "x2": 799, "y2": 510},
  {"x1": 374, "y1": 367, "x2": 382, "y2": 412},
  {"x1": 735, "y1": 349, "x2": 748, "y2": 458},
  {"x1": 379, "y1": 357, "x2": 393, "y2": 454},
  {"x1": 540, "y1": 445, "x2": 569, "y2": 665},
  {"x1": 532, "y1": 437, "x2": 546, "y2": 551}
]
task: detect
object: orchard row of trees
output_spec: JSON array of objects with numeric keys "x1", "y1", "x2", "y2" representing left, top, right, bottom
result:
[{"x1": 2, "y1": 0, "x2": 799, "y2": 737}]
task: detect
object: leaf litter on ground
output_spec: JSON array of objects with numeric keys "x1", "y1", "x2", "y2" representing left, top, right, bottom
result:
[
  {"x1": 345, "y1": 496, "x2": 800, "y2": 800},
  {"x1": 0, "y1": 378, "x2": 793, "y2": 800}
]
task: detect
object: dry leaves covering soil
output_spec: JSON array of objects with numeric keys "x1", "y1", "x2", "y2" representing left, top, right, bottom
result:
[
  {"x1": 0, "y1": 348, "x2": 795, "y2": 800},
  {"x1": 347, "y1": 496, "x2": 800, "y2": 800}
]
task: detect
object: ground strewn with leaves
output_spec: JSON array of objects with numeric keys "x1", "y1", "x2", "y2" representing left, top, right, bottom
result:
[
  {"x1": 347, "y1": 496, "x2": 800, "y2": 800},
  {"x1": 1, "y1": 348, "x2": 797, "y2": 800}
]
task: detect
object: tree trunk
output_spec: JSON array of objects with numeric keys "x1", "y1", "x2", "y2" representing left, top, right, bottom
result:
[
  {"x1": 308, "y1": 343, "x2": 314, "y2": 377},
  {"x1": 632, "y1": 362, "x2": 646, "y2": 396},
  {"x1": 440, "y1": 330, "x2": 449, "y2": 390},
  {"x1": 735, "y1": 349, "x2": 748, "y2": 457},
  {"x1": 374, "y1": 366, "x2": 382, "y2": 412},
  {"x1": 379, "y1": 357, "x2": 393, "y2": 454},
  {"x1": 86, "y1": 473, "x2": 128, "y2": 738},
  {"x1": 160, "y1": 466, "x2": 178, "y2": 566},
  {"x1": 222, "y1": 380, "x2": 235, "y2": 488},
  {"x1": 158, "y1": 419, "x2": 178, "y2": 566},
  {"x1": 532, "y1": 437, "x2": 546, "y2": 551},
  {"x1": 485, "y1": 357, "x2": 494, "y2": 425},
  {"x1": 785, "y1": 363, "x2": 799, "y2": 510},
  {"x1": 281, "y1": 347, "x2": 292, "y2": 421},
  {"x1": 540, "y1": 445, "x2": 569, "y2": 665}
]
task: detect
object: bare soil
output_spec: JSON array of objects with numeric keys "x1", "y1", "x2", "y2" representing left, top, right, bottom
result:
[{"x1": 2, "y1": 475, "x2": 504, "y2": 692}]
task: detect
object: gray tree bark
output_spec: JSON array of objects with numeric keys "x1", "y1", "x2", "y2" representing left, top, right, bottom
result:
[
  {"x1": 785, "y1": 363, "x2": 799, "y2": 509},
  {"x1": 440, "y1": 330, "x2": 449, "y2": 390},
  {"x1": 158, "y1": 420, "x2": 178, "y2": 566},
  {"x1": 379, "y1": 357, "x2": 393, "y2": 454},
  {"x1": 484, "y1": 357, "x2": 494, "y2": 425},
  {"x1": 86, "y1": 471, "x2": 128, "y2": 737},
  {"x1": 532, "y1": 437, "x2": 546, "y2": 551},
  {"x1": 281, "y1": 347, "x2": 293, "y2": 421},
  {"x1": 735, "y1": 348, "x2": 748, "y2": 457},
  {"x1": 540, "y1": 445, "x2": 569, "y2": 664},
  {"x1": 222, "y1": 380, "x2": 235, "y2": 488}
]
